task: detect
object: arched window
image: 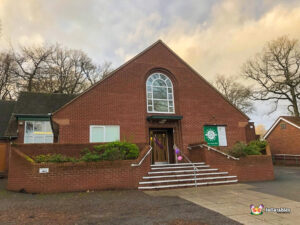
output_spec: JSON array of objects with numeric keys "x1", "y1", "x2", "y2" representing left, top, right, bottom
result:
[{"x1": 146, "y1": 73, "x2": 174, "y2": 113}]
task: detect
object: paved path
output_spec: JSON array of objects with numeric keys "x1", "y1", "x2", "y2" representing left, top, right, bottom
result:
[{"x1": 145, "y1": 166, "x2": 300, "y2": 225}]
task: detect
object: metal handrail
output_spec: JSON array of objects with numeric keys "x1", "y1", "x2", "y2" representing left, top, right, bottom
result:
[
  {"x1": 273, "y1": 154, "x2": 300, "y2": 157},
  {"x1": 188, "y1": 144, "x2": 239, "y2": 160},
  {"x1": 131, "y1": 146, "x2": 153, "y2": 167},
  {"x1": 179, "y1": 151, "x2": 201, "y2": 187}
]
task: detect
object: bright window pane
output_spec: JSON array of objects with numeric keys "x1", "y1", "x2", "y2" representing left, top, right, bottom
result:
[
  {"x1": 154, "y1": 100, "x2": 168, "y2": 112},
  {"x1": 34, "y1": 122, "x2": 43, "y2": 133},
  {"x1": 90, "y1": 126, "x2": 104, "y2": 142},
  {"x1": 25, "y1": 122, "x2": 33, "y2": 134},
  {"x1": 153, "y1": 74, "x2": 159, "y2": 79},
  {"x1": 34, "y1": 136, "x2": 45, "y2": 143},
  {"x1": 24, "y1": 136, "x2": 34, "y2": 143},
  {"x1": 146, "y1": 73, "x2": 175, "y2": 113},
  {"x1": 105, "y1": 126, "x2": 120, "y2": 142},
  {"x1": 44, "y1": 122, "x2": 52, "y2": 132},
  {"x1": 45, "y1": 136, "x2": 54, "y2": 143},
  {"x1": 166, "y1": 79, "x2": 172, "y2": 87},
  {"x1": 153, "y1": 79, "x2": 166, "y2": 87},
  {"x1": 160, "y1": 74, "x2": 167, "y2": 80},
  {"x1": 153, "y1": 87, "x2": 167, "y2": 99}
]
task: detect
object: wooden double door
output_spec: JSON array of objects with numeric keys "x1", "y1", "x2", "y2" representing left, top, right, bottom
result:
[{"x1": 149, "y1": 129, "x2": 174, "y2": 164}]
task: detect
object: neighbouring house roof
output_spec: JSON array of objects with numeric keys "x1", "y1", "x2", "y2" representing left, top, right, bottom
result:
[
  {"x1": 264, "y1": 116, "x2": 300, "y2": 139},
  {"x1": 4, "y1": 92, "x2": 76, "y2": 138},
  {"x1": 0, "y1": 100, "x2": 16, "y2": 139},
  {"x1": 52, "y1": 40, "x2": 250, "y2": 120},
  {"x1": 13, "y1": 92, "x2": 77, "y2": 115}
]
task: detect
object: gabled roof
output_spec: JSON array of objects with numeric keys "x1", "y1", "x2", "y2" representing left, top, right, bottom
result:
[
  {"x1": 264, "y1": 116, "x2": 300, "y2": 139},
  {"x1": 53, "y1": 40, "x2": 250, "y2": 120},
  {"x1": 14, "y1": 92, "x2": 77, "y2": 115},
  {"x1": 4, "y1": 92, "x2": 76, "y2": 138},
  {"x1": 0, "y1": 100, "x2": 16, "y2": 138}
]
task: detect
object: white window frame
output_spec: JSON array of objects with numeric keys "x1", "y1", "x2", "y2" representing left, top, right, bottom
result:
[
  {"x1": 146, "y1": 73, "x2": 175, "y2": 114},
  {"x1": 24, "y1": 121, "x2": 54, "y2": 144},
  {"x1": 89, "y1": 125, "x2": 120, "y2": 143}
]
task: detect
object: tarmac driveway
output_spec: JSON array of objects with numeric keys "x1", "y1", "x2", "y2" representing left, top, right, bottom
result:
[
  {"x1": 145, "y1": 166, "x2": 300, "y2": 225},
  {"x1": 0, "y1": 179, "x2": 240, "y2": 225}
]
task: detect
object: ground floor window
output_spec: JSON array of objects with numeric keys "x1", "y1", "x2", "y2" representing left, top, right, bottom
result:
[
  {"x1": 90, "y1": 125, "x2": 120, "y2": 143},
  {"x1": 203, "y1": 125, "x2": 227, "y2": 146},
  {"x1": 24, "y1": 121, "x2": 54, "y2": 143}
]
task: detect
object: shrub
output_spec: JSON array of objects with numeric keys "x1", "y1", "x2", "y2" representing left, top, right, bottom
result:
[
  {"x1": 248, "y1": 140, "x2": 267, "y2": 154},
  {"x1": 81, "y1": 151, "x2": 101, "y2": 162},
  {"x1": 228, "y1": 140, "x2": 268, "y2": 158},
  {"x1": 34, "y1": 141, "x2": 140, "y2": 163},
  {"x1": 94, "y1": 141, "x2": 139, "y2": 160},
  {"x1": 228, "y1": 142, "x2": 247, "y2": 158},
  {"x1": 34, "y1": 154, "x2": 78, "y2": 163}
]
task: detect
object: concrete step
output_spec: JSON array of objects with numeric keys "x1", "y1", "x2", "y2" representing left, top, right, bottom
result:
[
  {"x1": 148, "y1": 168, "x2": 218, "y2": 175},
  {"x1": 143, "y1": 172, "x2": 229, "y2": 179},
  {"x1": 139, "y1": 176, "x2": 237, "y2": 185},
  {"x1": 151, "y1": 165, "x2": 210, "y2": 170},
  {"x1": 138, "y1": 179, "x2": 238, "y2": 190},
  {"x1": 151, "y1": 162, "x2": 205, "y2": 167}
]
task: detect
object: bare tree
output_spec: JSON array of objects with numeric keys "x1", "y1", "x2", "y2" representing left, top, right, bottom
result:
[
  {"x1": 243, "y1": 36, "x2": 300, "y2": 117},
  {"x1": 214, "y1": 75, "x2": 254, "y2": 114},
  {"x1": 12, "y1": 45, "x2": 54, "y2": 92},
  {"x1": 1, "y1": 43, "x2": 112, "y2": 97},
  {"x1": 41, "y1": 45, "x2": 112, "y2": 94},
  {"x1": 0, "y1": 52, "x2": 17, "y2": 100}
]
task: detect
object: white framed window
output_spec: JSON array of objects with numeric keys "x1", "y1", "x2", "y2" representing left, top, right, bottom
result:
[
  {"x1": 24, "y1": 121, "x2": 54, "y2": 144},
  {"x1": 146, "y1": 73, "x2": 175, "y2": 113},
  {"x1": 90, "y1": 125, "x2": 120, "y2": 143}
]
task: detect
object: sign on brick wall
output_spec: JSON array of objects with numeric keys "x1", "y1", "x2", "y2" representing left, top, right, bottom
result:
[{"x1": 203, "y1": 126, "x2": 227, "y2": 146}]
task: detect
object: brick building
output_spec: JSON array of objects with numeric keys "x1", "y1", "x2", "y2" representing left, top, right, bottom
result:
[
  {"x1": 264, "y1": 116, "x2": 300, "y2": 155},
  {"x1": 3, "y1": 40, "x2": 271, "y2": 191},
  {"x1": 1, "y1": 40, "x2": 257, "y2": 165},
  {"x1": 52, "y1": 40, "x2": 256, "y2": 163}
]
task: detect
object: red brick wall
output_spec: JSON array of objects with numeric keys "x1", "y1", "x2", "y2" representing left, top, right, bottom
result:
[
  {"x1": 190, "y1": 147, "x2": 274, "y2": 182},
  {"x1": 7, "y1": 144, "x2": 150, "y2": 193},
  {"x1": 53, "y1": 42, "x2": 255, "y2": 157},
  {"x1": 266, "y1": 121, "x2": 300, "y2": 155}
]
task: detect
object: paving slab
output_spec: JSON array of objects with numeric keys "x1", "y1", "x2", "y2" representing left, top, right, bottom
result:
[{"x1": 145, "y1": 166, "x2": 300, "y2": 225}]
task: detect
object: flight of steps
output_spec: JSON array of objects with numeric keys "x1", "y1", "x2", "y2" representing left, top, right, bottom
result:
[{"x1": 138, "y1": 162, "x2": 238, "y2": 190}]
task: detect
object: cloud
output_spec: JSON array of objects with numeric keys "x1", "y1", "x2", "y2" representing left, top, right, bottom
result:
[
  {"x1": 0, "y1": 0, "x2": 299, "y2": 127},
  {"x1": 162, "y1": 0, "x2": 300, "y2": 82}
]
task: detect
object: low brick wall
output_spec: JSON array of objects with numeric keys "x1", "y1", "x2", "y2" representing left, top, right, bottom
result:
[
  {"x1": 7, "y1": 143, "x2": 150, "y2": 193},
  {"x1": 189, "y1": 147, "x2": 274, "y2": 182}
]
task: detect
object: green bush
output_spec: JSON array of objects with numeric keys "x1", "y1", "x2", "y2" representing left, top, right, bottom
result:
[
  {"x1": 228, "y1": 142, "x2": 247, "y2": 158},
  {"x1": 81, "y1": 151, "x2": 101, "y2": 162},
  {"x1": 34, "y1": 141, "x2": 140, "y2": 163},
  {"x1": 228, "y1": 140, "x2": 267, "y2": 158},
  {"x1": 94, "y1": 141, "x2": 139, "y2": 160},
  {"x1": 34, "y1": 154, "x2": 78, "y2": 163},
  {"x1": 248, "y1": 140, "x2": 267, "y2": 154}
]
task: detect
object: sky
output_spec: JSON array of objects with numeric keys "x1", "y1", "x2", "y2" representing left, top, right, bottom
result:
[{"x1": 1, "y1": 0, "x2": 300, "y2": 129}]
